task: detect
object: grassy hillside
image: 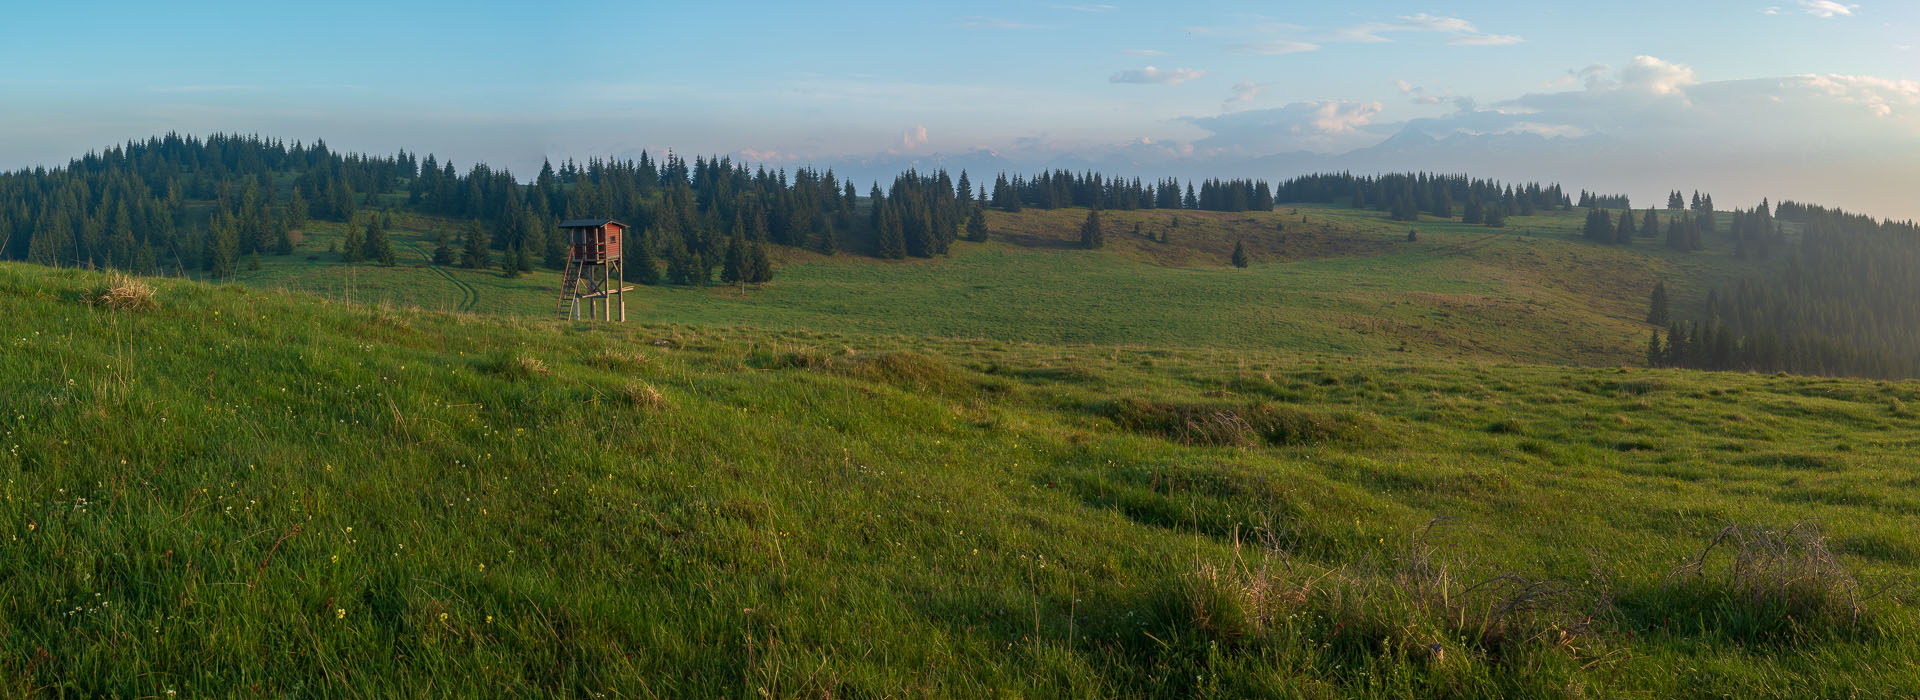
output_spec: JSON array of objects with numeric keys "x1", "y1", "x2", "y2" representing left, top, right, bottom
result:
[
  {"x1": 222, "y1": 204, "x2": 1766, "y2": 367},
  {"x1": 4, "y1": 263, "x2": 1916, "y2": 698}
]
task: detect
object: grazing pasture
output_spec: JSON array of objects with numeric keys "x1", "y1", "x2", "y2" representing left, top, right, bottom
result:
[{"x1": 2, "y1": 263, "x2": 1914, "y2": 698}]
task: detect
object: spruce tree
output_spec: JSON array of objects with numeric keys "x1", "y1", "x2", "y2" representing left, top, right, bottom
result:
[
  {"x1": 1647, "y1": 281, "x2": 1670, "y2": 325},
  {"x1": 340, "y1": 220, "x2": 365, "y2": 263},
  {"x1": 363, "y1": 217, "x2": 395, "y2": 266},
  {"x1": 813, "y1": 214, "x2": 838, "y2": 256},
  {"x1": 273, "y1": 221, "x2": 294, "y2": 255},
  {"x1": 875, "y1": 202, "x2": 906, "y2": 259},
  {"x1": 1483, "y1": 207, "x2": 1505, "y2": 228},
  {"x1": 1613, "y1": 208, "x2": 1636, "y2": 244},
  {"x1": 1079, "y1": 208, "x2": 1104, "y2": 249},
  {"x1": 631, "y1": 230, "x2": 661, "y2": 285},
  {"x1": 460, "y1": 220, "x2": 490, "y2": 269},
  {"x1": 965, "y1": 208, "x2": 988, "y2": 242},
  {"x1": 722, "y1": 236, "x2": 746, "y2": 285},
  {"x1": 665, "y1": 243, "x2": 699, "y2": 286},
  {"x1": 503, "y1": 243, "x2": 530, "y2": 278},
  {"x1": 1231, "y1": 240, "x2": 1250, "y2": 268},
  {"x1": 207, "y1": 216, "x2": 238, "y2": 278},
  {"x1": 1582, "y1": 209, "x2": 1613, "y2": 243},
  {"x1": 134, "y1": 244, "x2": 158, "y2": 276},
  {"x1": 748, "y1": 243, "x2": 773, "y2": 284},
  {"x1": 432, "y1": 237, "x2": 456, "y2": 266}
]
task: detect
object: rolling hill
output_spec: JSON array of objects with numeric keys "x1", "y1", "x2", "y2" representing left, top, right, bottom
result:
[
  {"x1": 2, "y1": 262, "x2": 1916, "y2": 698},
  {"x1": 221, "y1": 203, "x2": 1759, "y2": 368}
]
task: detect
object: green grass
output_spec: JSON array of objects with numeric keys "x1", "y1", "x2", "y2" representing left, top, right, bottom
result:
[
  {"x1": 4, "y1": 263, "x2": 1917, "y2": 697},
  {"x1": 221, "y1": 204, "x2": 1767, "y2": 367}
]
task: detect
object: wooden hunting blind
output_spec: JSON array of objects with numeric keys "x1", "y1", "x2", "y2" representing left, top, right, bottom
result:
[{"x1": 557, "y1": 218, "x2": 633, "y2": 321}]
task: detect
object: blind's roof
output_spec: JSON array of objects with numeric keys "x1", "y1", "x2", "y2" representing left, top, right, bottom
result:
[{"x1": 558, "y1": 218, "x2": 624, "y2": 228}]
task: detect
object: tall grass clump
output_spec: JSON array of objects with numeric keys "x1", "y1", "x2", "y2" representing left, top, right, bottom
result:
[
  {"x1": 1642, "y1": 522, "x2": 1882, "y2": 642},
  {"x1": 1183, "y1": 521, "x2": 1609, "y2": 680},
  {"x1": 94, "y1": 272, "x2": 156, "y2": 312},
  {"x1": 1099, "y1": 398, "x2": 1379, "y2": 447}
]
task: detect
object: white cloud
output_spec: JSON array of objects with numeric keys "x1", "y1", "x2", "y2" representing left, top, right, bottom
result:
[
  {"x1": 1396, "y1": 80, "x2": 1444, "y2": 104},
  {"x1": 1798, "y1": 0, "x2": 1858, "y2": 18},
  {"x1": 900, "y1": 125, "x2": 928, "y2": 149},
  {"x1": 1395, "y1": 80, "x2": 1477, "y2": 111},
  {"x1": 1800, "y1": 74, "x2": 1920, "y2": 117},
  {"x1": 1329, "y1": 13, "x2": 1520, "y2": 46},
  {"x1": 1618, "y1": 55, "x2": 1698, "y2": 96},
  {"x1": 738, "y1": 148, "x2": 799, "y2": 162},
  {"x1": 1120, "y1": 49, "x2": 1166, "y2": 56},
  {"x1": 1761, "y1": 6, "x2": 1783, "y2": 15},
  {"x1": 1109, "y1": 66, "x2": 1206, "y2": 86},
  {"x1": 1223, "y1": 81, "x2": 1264, "y2": 110},
  {"x1": 1225, "y1": 40, "x2": 1320, "y2": 55},
  {"x1": 1186, "y1": 100, "x2": 1385, "y2": 154}
]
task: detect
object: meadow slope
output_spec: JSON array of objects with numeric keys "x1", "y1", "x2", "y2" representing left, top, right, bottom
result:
[
  {"x1": 3, "y1": 264, "x2": 1916, "y2": 698},
  {"x1": 225, "y1": 204, "x2": 1769, "y2": 368}
]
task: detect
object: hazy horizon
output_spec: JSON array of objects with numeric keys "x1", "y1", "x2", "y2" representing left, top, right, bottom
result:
[{"x1": 5, "y1": 1, "x2": 1915, "y2": 218}]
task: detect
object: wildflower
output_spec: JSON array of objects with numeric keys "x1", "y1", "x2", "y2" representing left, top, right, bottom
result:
[
  {"x1": 331, "y1": 554, "x2": 339, "y2": 564},
  {"x1": 486, "y1": 615, "x2": 493, "y2": 624},
  {"x1": 438, "y1": 612, "x2": 448, "y2": 623},
  {"x1": 336, "y1": 608, "x2": 346, "y2": 619}
]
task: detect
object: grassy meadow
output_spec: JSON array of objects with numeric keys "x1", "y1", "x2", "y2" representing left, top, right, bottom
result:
[
  {"x1": 224, "y1": 204, "x2": 1765, "y2": 368},
  {"x1": 3, "y1": 259, "x2": 1918, "y2": 697}
]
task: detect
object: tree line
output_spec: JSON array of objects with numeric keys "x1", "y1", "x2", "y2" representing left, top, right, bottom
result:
[
  {"x1": 1268, "y1": 172, "x2": 1573, "y2": 224},
  {"x1": 1646, "y1": 201, "x2": 1920, "y2": 379},
  {"x1": 985, "y1": 171, "x2": 1276, "y2": 213}
]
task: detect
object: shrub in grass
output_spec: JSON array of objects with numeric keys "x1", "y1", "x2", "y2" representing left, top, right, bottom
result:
[
  {"x1": 478, "y1": 350, "x2": 550, "y2": 380},
  {"x1": 94, "y1": 272, "x2": 156, "y2": 312},
  {"x1": 621, "y1": 381, "x2": 667, "y2": 410},
  {"x1": 1628, "y1": 522, "x2": 1881, "y2": 643},
  {"x1": 1182, "y1": 523, "x2": 1608, "y2": 678}
]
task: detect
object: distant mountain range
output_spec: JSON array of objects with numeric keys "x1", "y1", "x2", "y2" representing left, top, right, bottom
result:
[
  {"x1": 809, "y1": 126, "x2": 1915, "y2": 220},
  {"x1": 818, "y1": 126, "x2": 1624, "y2": 192}
]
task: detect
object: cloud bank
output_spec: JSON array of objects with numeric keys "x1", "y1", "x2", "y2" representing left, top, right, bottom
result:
[{"x1": 1110, "y1": 66, "x2": 1206, "y2": 85}]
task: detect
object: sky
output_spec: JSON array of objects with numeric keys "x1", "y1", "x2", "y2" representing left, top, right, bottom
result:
[{"x1": 2, "y1": 1, "x2": 1916, "y2": 217}]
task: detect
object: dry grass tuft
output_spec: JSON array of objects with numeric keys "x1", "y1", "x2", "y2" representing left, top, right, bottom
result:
[
  {"x1": 1667, "y1": 521, "x2": 1876, "y2": 634},
  {"x1": 590, "y1": 347, "x2": 649, "y2": 372},
  {"x1": 1186, "y1": 519, "x2": 1608, "y2": 667},
  {"x1": 478, "y1": 351, "x2": 552, "y2": 381},
  {"x1": 621, "y1": 382, "x2": 667, "y2": 410},
  {"x1": 96, "y1": 273, "x2": 156, "y2": 312}
]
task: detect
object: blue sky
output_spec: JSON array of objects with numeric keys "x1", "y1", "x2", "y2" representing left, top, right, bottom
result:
[{"x1": 3, "y1": 1, "x2": 1916, "y2": 215}]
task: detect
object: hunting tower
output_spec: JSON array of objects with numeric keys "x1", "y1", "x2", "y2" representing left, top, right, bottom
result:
[{"x1": 557, "y1": 218, "x2": 633, "y2": 321}]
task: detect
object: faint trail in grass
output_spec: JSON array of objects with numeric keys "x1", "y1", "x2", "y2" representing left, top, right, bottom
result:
[{"x1": 408, "y1": 242, "x2": 478, "y2": 313}]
